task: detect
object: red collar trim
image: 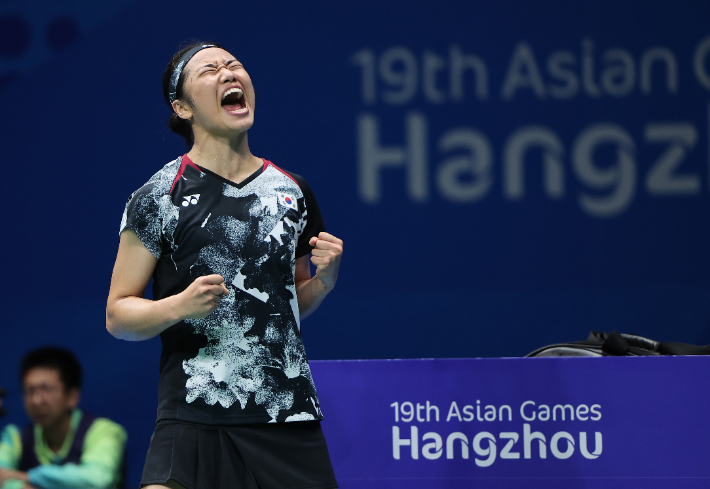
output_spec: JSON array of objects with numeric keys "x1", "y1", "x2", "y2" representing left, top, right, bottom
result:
[
  {"x1": 262, "y1": 159, "x2": 298, "y2": 185},
  {"x1": 170, "y1": 154, "x2": 202, "y2": 194},
  {"x1": 171, "y1": 156, "x2": 297, "y2": 192}
]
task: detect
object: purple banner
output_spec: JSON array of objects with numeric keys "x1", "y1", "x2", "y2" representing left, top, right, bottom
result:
[{"x1": 311, "y1": 357, "x2": 710, "y2": 488}]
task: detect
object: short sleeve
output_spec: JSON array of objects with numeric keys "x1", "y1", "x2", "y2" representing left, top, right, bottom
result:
[
  {"x1": 119, "y1": 185, "x2": 163, "y2": 260},
  {"x1": 290, "y1": 175, "x2": 326, "y2": 259}
]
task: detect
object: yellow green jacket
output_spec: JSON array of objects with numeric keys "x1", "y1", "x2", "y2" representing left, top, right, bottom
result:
[{"x1": 0, "y1": 409, "x2": 126, "y2": 489}]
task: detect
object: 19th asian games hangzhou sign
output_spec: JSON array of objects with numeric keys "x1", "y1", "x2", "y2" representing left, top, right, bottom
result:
[{"x1": 311, "y1": 357, "x2": 710, "y2": 489}]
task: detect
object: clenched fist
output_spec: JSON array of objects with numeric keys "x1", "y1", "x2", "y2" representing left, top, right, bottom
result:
[
  {"x1": 308, "y1": 232, "x2": 343, "y2": 289},
  {"x1": 178, "y1": 274, "x2": 229, "y2": 319}
]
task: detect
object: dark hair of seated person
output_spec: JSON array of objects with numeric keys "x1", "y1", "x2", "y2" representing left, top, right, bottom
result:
[{"x1": 20, "y1": 347, "x2": 82, "y2": 392}]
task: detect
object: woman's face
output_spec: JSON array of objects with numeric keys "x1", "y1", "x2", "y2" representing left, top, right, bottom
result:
[{"x1": 177, "y1": 47, "x2": 256, "y2": 138}]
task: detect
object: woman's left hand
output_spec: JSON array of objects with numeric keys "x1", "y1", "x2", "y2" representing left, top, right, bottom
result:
[{"x1": 308, "y1": 232, "x2": 343, "y2": 290}]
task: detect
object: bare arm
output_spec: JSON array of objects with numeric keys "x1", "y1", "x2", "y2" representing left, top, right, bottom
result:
[
  {"x1": 295, "y1": 232, "x2": 343, "y2": 320},
  {"x1": 106, "y1": 230, "x2": 228, "y2": 341},
  {"x1": 0, "y1": 468, "x2": 32, "y2": 488}
]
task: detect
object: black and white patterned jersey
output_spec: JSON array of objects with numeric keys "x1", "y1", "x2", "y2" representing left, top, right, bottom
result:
[{"x1": 120, "y1": 155, "x2": 326, "y2": 425}]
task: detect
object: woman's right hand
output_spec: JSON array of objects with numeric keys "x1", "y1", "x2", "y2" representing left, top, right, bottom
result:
[
  {"x1": 177, "y1": 274, "x2": 230, "y2": 319},
  {"x1": 107, "y1": 230, "x2": 230, "y2": 341}
]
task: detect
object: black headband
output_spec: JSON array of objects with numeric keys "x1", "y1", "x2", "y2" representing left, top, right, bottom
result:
[{"x1": 168, "y1": 44, "x2": 217, "y2": 104}]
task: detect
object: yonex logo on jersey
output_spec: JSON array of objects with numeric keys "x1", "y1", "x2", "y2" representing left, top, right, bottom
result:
[
  {"x1": 182, "y1": 194, "x2": 200, "y2": 207},
  {"x1": 277, "y1": 192, "x2": 297, "y2": 210}
]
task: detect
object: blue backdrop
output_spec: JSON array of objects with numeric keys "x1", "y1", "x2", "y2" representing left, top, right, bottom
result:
[{"x1": 1, "y1": 0, "x2": 709, "y2": 486}]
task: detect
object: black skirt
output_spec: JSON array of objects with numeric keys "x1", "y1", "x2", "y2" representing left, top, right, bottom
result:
[{"x1": 140, "y1": 420, "x2": 338, "y2": 489}]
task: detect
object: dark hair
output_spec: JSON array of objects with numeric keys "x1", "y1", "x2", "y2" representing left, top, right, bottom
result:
[
  {"x1": 20, "y1": 347, "x2": 82, "y2": 391},
  {"x1": 162, "y1": 40, "x2": 227, "y2": 146}
]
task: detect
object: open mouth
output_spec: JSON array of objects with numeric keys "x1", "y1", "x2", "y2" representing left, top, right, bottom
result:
[{"x1": 221, "y1": 87, "x2": 247, "y2": 113}]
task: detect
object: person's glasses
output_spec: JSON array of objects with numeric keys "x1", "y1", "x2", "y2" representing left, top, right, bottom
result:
[{"x1": 22, "y1": 384, "x2": 62, "y2": 399}]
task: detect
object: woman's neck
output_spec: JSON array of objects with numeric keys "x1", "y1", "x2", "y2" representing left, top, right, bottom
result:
[{"x1": 187, "y1": 131, "x2": 263, "y2": 184}]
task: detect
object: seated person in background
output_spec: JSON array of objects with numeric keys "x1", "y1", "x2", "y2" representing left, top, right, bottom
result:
[{"x1": 0, "y1": 347, "x2": 127, "y2": 489}]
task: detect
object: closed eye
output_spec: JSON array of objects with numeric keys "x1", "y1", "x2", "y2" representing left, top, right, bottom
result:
[{"x1": 198, "y1": 64, "x2": 218, "y2": 75}]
